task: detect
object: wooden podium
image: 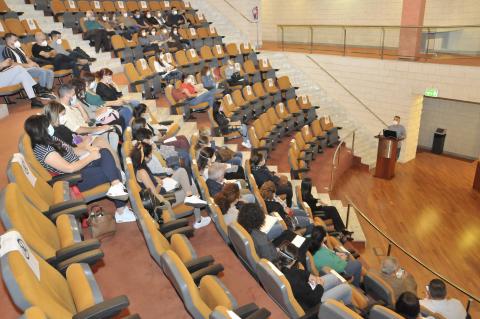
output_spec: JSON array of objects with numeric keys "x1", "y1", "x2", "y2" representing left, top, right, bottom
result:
[
  {"x1": 374, "y1": 135, "x2": 401, "y2": 179},
  {"x1": 473, "y1": 160, "x2": 480, "y2": 192}
]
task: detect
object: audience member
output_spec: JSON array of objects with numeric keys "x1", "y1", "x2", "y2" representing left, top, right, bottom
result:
[
  {"x1": 84, "y1": 11, "x2": 111, "y2": 53},
  {"x1": 212, "y1": 100, "x2": 251, "y2": 148},
  {"x1": 49, "y1": 30, "x2": 95, "y2": 63},
  {"x1": 396, "y1": 292, "x2": 433, "y2": 319},
  {"x1": 420, "y1": 279, "x2": 467, "y2": 319},
  {"x1": 374, "y1": 256, "x2": 417, "y2": 298},
  {"x1": 213, "y1": 182, "x2": 242, "y2": 226}
]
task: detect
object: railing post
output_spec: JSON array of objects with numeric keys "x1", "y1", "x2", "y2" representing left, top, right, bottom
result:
[
  {"x1": 343, "y1": 27, "x2": 347, "y2": 56},
  {"x1": 281, "y1": 26, "x2": 284, "y2": 51},
  {"x1": 352, "y1": 131, "x2": 356, "y2": 154},
  {"x1": 387, "y1": 243, "x2": 392, "y2": 256},
  {"x1": 346, "y1": 204, "x2": 351, "y2": 228},
  {"x1": 381, "y1": 27, "x2": 385, "y2": 59},
  {"x1": 310, "y1": 26, "x2": 313, "y2": 53}
]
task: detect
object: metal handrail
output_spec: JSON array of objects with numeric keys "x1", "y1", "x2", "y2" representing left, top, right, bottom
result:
[
  {"x1": 221, "y1": 0, "x2": 256, "y2": 24},
  {"x1": 345, "y1": 197, "x2": 480, "y2": 305},
  {"x1": 278, "y1": 24, "x2": 480, "y2": 28},
  {"x1": 329, "y1": 129, "x2": 355, "y2": 191},
  {"x1": 306, "y1": 55, "x2": 388, "y2": 127}
]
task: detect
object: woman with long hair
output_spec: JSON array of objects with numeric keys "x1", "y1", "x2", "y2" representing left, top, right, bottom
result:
[
  {"x1": 130, "y1": 142, "x2": 210, "y2": 229},
  {"x1": 213, "y1": 183, "x2": 241, "y2": 226},
  {"x1": 25, "y1": 114, "x2": 135, "y2": 223}
]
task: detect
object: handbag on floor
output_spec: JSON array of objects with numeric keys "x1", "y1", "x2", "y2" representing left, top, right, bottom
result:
[{"x1": 88, "y1": 205, "x2": 116, "y2": 240}]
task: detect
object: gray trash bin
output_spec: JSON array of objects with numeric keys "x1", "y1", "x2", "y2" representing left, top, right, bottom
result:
[{"x1": 432, "y1": 128, "x2": 446, "y2": 154}]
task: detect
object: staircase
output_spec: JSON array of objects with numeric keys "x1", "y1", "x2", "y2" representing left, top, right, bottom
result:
[{"x1": 6, "y1": 0, "x2": 123, "y2": 72}]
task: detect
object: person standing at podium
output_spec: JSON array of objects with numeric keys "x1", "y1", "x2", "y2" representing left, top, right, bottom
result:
[{"x1": 387, "y1": 115, "x2": 406, "y2": 160}]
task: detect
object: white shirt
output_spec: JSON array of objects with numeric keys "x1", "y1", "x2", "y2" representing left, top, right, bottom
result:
[{"x1": 420, "y1": 298, "x2": 467, "y2": 319}]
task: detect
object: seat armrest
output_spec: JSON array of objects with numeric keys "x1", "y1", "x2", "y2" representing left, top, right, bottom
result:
[
  {"x1": 130, "y1": 79, "x2": 147, "y2": 86},
  {"x1": 157, "y1": 120, "x2": 174, "y2": 126},
  {"x1": 55, "y1": 249, "x2": 104, "y2": 273},
  {"x1": 49, "y1": 199, "x2": 86, "y2": 212},
  {"x1": 292, "y1": 168, "x2": 310, "y2": 174},
  {"x1": 159, "y1": 219, "x2": 189, "y2": 234},
  {"x1": 72, "y1": 295, "x2": 130, "y2": 319},
  {"x1": 298, "y1": 304, "x2": 320, "y2": 319},
  {"x1": 252, "y1": 146, "x2": 269, "y2": 151},
  {"x1": 306, "y1": 141, "x2": 317, "y2": 145},
  {"x1": 184, "y1": 255, "x2": 214, "y2": 273},
  {"x1": 48, "y1": 173, "x2": 83, "y2": 186},
  {"x1": 234, "y1": 303, "x2": 259, "y2": 318},
  {"x1": 191, "y1": 263, "x2": 224, "y2": 284},
  {"x1": 55, "y1": 239, "x2": 101, "y2": 262},
  {"x1": 164, "y1": 226, "x2": 195, "y2": 240},
  {"x1": 47, "y1": 204, "x2": 88, "y2": 221},
  {"x1": 244, "y1": 308, "x2": 271, "y2": 319}
]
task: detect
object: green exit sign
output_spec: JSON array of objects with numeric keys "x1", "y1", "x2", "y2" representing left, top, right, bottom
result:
[{"x1": 424, "y1": 88, "x2": 439, "y2": 97}]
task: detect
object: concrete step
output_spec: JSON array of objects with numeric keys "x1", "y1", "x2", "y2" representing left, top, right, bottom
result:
[{"x1": 330, "y1": 200, "x2": 366, "y2": 244}]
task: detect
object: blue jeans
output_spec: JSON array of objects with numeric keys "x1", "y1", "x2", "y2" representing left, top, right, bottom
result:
[
  {"x1": 266, "y1": 221, "x2": 285, "y2": 241},
  {"x1": 26, "y1": 67, "x2": 54, "y2": 89},
  {"x1": 118, "y1": 106, "x2": 133, "y2": 131},
  {"x1": 184, "y1": 92, "x2": 215, "y2": 118},
  {"x1": 226, "y1": 152, "x2": 243, "y2": 166},
  {"x1": 344, "y1": 259, "x2": 363, "y2": 287},
  {"x1": 291, "y1": 208, "x2": 313, "y2": 234},
  {"x1": 77, "y1": 149, "x2": 124, "y2": 208},
  {"x1": 320, "y1": 274, "x2": 352, "y2": 305}
]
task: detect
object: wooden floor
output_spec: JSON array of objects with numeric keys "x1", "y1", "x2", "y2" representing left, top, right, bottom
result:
[
  {"x1": 262, "y1": 41, "x2": 480, "y2": 67},
  {"x1": 332, "y1": 151, "x2": 480, "y2": 315}
]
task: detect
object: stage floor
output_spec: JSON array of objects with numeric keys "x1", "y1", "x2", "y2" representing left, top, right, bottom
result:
[{"x1": 332, "y1": 151, "x2": 480, "y2": 314}]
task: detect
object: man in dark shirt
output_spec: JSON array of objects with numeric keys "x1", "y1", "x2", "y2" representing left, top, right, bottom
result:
[
  {"x1": 166, "y1": 9, "x2": 185, "y2": 27},
  {"x1": 32, "y1": 32, "x2": 88, "y2": 77}
]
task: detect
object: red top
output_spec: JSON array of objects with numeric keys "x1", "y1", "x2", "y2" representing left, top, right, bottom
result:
[{"x1": 181, "y1": 83, "x2": 196, "y2": 94}]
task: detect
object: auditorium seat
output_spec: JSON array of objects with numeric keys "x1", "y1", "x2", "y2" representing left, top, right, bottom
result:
[
  {"x1": 0, "y1": 184, "x2": 103, "y2": 272},
  {"x1": 363, "y1": 271, "x2": 396, "y2": 307},
  {"x1": 227, "y1": 222, "x2": 261, "y2": 275},
  {"x1": 368, "y1": 305, "x2": 404, "y2": 319},
  {"x1": 0, "y1": 230, "x2": 131, "y2": 319},
  {"x1": 318, "y1": 299, "x2": 362, "y2": 319},
  {"x1": 319, "y1": 115, "x2": 341, "y2": 146}
]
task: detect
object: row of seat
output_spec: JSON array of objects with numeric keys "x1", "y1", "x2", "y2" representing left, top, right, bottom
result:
[{"x1": 0, "y1": 17, "x2": 42, "y2": 40}]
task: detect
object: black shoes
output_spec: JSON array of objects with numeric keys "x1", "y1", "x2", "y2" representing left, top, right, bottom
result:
[
  {"x1": 88, "y1": 57, "x2": 97, "y2": 62},
  {"x1": 30, "y1": 98, "x2": 44, "y2": 108}
]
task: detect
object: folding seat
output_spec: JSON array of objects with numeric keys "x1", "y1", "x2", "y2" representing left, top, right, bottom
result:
[
  {"x1": 221, "y1": 94, "x2": 244, "y2": 122},
  {"x1": 320, "y1": 115, "x2": 341, "y2": 146},
  {"x1": 212, "y1": 44, "x2": 228, "y2": 65},
  {"x1": 101, "y1": 0, "x2": 116, "y2": 13},
  {"x1": 159, "y1": 0, "x2": 172, "y2": 11},
  {"x1": 302, "y1": 124, "x2": 326, "y2": 153},
  {"x1": 186, "y1": 47, "x2": 205, "y2": 72},
  {"x1": 248, "y1": 126, "x2": 270, "y2": 154},
  {"x1": 138, "y1": 0, "x2": 150, "y2": 11},
  {"x1": 126, "y1": 0, "x2": 139, "y2": 11},
  {"x1": 288, "y1": 142, "x2": 309, "y2": 180},
  {"x1": 0, "y1": 184, "x2": 104, "y2": 272},
  {"x1": 207, "y1": 106, "x2": 241, "y2": 140},
  {"x1": 62, "y1": 0, "x2": 83, "y2": 28},
  {"x1": 50, "y1": 0, "x2": 67, "y2": 20},
  {"x1": 124, "y1": 62, "x2": 149, "y2": 95},
  {"x1": 259, "y1": 113, "x2": 281, "y2": 142},
  {"x1": 0, "y1": 230, "x2": 131, "y2": 319},
  {"x1": 318, "y1": 300, "x2": 363, "y2": 319},
  {"x1": 252, "y1": 81, "x2": 273, "y2": 110},
  {"x1": 114, "y1": 0, "x2": 127, "y2": 11},
  {"x1": 363, "y1": 271, "x2": 396, "y2": 307},
  {"x1": 195, "y1": 11, "x2": 209, "y2": 28},
  {"x1": 277, "y1": 75, "x2": 298, "y2": 100},
  {"x1": 239, "y1": 42, "x2": 258, "y2": 64},
  {"x1": 297, "y1": 95, "x2": 319, "y2": 124},
  {"x1": 149, "y1": 1, "x2": 161, "y2": 11},
  {"x1": 232, "y1": 89, "x2": 254, "y2": 120},
  {"x1": 266, "y1": 107, "x2": 287, "y2": 136},
  {"x1": 275, "y1": 102, "x2": 297, "y2": 133},
  {"x1": 258, "y1": 58, "x2": 276, "y2": 79},
  {"x1": 6, "y1": 153, "x2": 87, "y2": 221},
  {"x1": 197, "y1": 27, "x2": 213, "y2": 48},
  {"x1": 175, "y1": 49, "x2": 196, "y2": 74},
  {"x1": 295, "y1": 131, "x2": 317, "y2": 158},
  {"x1": 18, "y1": 134, "x2": 110, "y2": 202},
  {"x1": 77, "y1": 0, "x2": 93, "y2": 12},
  {"x1": 199, "y1": 45, "x2": 218, "y2": 67},
  {"x1": 242, "y1": 59, "x2": 262, "y2": 83},
  {"x1": 0, "y1": 83, "x2": 22, "y2": 104},
  {"x1": 225, "y1": 42, "x2": 243, "y2": 63},
  {"x1": 253, "y1": 118, "x2": 276, "y2": 147},
  {"x1": 64, "y1": 0, "x2": 80, "y2": 12},
  {"x1": 210, "y1": 305, "x2": 272, "y2": 319},
  {"x1": 0, "y1": 0, "x2": 9, "y2": 14},
  {"x1": 21, "y1": 19, "x2": 42, "y2": 36},
  {"x1": 368, "y1": 306, "x2": 404, "y2": 319},
  {"x1": 134, "y1": 58, "x2": 163, "y2": 96},
  {"x1": 90, "y1": 0, "x2": 105, "y2": 13},
  {"x1": 0, "y1": 19, "x2": 9, "y2": 39},
  {"x1": 34, "y1": 0, "x2": 50, "y2": 11},
  {"x1": 286, "y1": 98, "x2": 308, "y2": 127},
  {"x1": 263, "y1": 78, "x2": 282, "y2": 104},
  {"x1": 165, "y1": 84, "x2": 209, "y2": 116},
  {"x1": 5, "y1": 19, "x2": 28, "y2": 39},
  {"x1": 310, "y1": 119, "x2": 329, "y2": 147},
  {"x1": 186, "y1": 27, "x2": 204, "y2": 50},
  {"x1": 111, "y1": 34, "x2": 134, "y2": 62},
  {"x1": 227, "y1": 222, "x2": 261, "y2": 275},
  {"x1": 207, "y1": 25, "x2": 224, "y2": 45},
  {"x1": 171, "y1": 0, "x2": 185, "y2": 11},
  {"x1": 208, "y1": 199, "x2": 230, "y2": 244},
  {"x1": 242, "y1": 85, "x2": 265, "y2": 117}
]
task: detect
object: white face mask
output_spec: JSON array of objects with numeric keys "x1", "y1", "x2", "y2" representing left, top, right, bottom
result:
[
  {"x1": 151, "y1": 30, "x2": 156, "y2": 35},
  {"x1": 146, "y1": 13, "x2": 151, "y2": 18},
  {"x1": 102, "y1": 16, "x2": 108, "y2": 21},
  {"x1": 59, "y1": 114, "x2": 67, "y2": 125},
  {"x1": 47, "y1": 124, "x2": 55, "y2": 136},
  {"x1": 13, "y1": 40, "x2": 21, "y2": 48},
  {"x1": 141, "y1": 31, "x2": 147, "y2": 37},
  {"x1": 56, "y1": 38, "x2": 62, "y2": 45},
  {"x1": 157, "y1": 12, "x2": 162, "y2": 17},
  {"x1": 206, "y1": 71, "x2": 211, "y2": 76},
  {"x1": 392, "y1": 120, "x2": 399, "y2": 125},
  {"x1": 70, "y1": 96, "x2": 77, "y2": 106},
  {"x1": 172, "y1": 10, "x2": 177, "y2": 15},
  {"x1": 40, "y1": 40, "x2": 48, "y2": 46},
  {"x1": 123, "y1": 13, "x2": 128, "y2": 17},
  {"x1": 162, "y1": 29, "x2": 168, "y2": 34}
]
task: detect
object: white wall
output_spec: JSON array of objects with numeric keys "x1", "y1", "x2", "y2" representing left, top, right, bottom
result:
[
  {"x1": 260, "y1": 0, "x2": 480, "y2": 53},
  {"x1": 418, "y1": 98, "x2": 480, "y2": 159},
  {"x1": 281, "y1": 52, "x2": 480, "y2": 162}
]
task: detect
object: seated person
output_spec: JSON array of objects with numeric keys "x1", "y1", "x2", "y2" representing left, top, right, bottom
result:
[
  {"x1": 260, "y1": 181, "x2": 313, "y2": 234},
  {"x1": 133, "y1": 10, "x2": 149, "y2": 27},
  {"x1": 196, "y1": 127, "x2": 244, "y2": 167},
  {"x1": 49, "y1": 30, "x2": 95, "y2": 63},
  {"x1": 224, "y1": 59, "x2": 246, "y2": 86},
  {"x1": 309, "y1": 226, "x2": 363, "y2": 287},
  {"x1": 200, "y1": 66, "x2": 223, "y2": 94},
  {"x1": 198, "y1": 147, "x2": 244, "y2": 181},
  {"x1": 138, "y1": 28, "x2": 160, "y2": 53},
  {"x1": 98, "y1": 13, "x2": 117, "y2": 36},
  {"x1": 276, "y1": 257, "x2": 353, "y2": 312},
  {"x1": 25, "y1": 114, "x2": 135, "y2": 223},
  {"x1": 144, "y1": 11, "x2": 160, "y2": 26},
  {"x1": 167, "y1": 27, "x2": 186, "y2": 51},
  {"x1": 130, "y1": 142, "x2": 210, "y2": 229},
  {"x1": 212, "y1": 100, "x2": 251, "y2": 149},
  {"x1": 147, "y1": 27, "x2": 169, "y2": 51},
  {"x1": 396, "y1": 292, "x2": 433, "y2": 319},
  {"x1": 44, "y1": 100, "x2": 121, "y2": 170},
  {"x1": 165, "y1": 9, "x2": 185, "y2": 27},
  {"x1": 154, "y1": 51, "x2": 183, "y2": 82},
  {"x1": 372, "y1": 256, "x2": 417, "y2": 298},
  {"x1": 76, "y1": 73, "x2": 133, "y2": 131},
  {"x1": 31, "y1": 32, "x2": 89, "y2": 78},
  {"x1": 117, "y1": 10, "x2": 142, "y2": 32},
  {"x1": 420, "y1": 279, "x2": 467, "y2": 319},
  {"x1": 0, "y1": 58, "x2": 43, "y2": 108},
  {"x1": 178, "y1": 74, "x2": 215, "y2": 120},
  {"x1": 205, "y1": 162, "x2": 254, "y2": 203},
  {"x1": 250, "y1": 152, "x2": 293, "y2": 207},
  {"x1": 301, "y1": 177, "x2": 352, "y2": 239},
  {"x1": 84, "y1": 11, "x2": 111, "y2": 53}
]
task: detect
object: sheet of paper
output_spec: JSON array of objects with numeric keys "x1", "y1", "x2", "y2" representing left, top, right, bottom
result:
[
  {"x1": 330, "y1": 269, "x2": 347, "y2": 283},
  {"x1": 260, "y1": 214, "x2": 279, "y2": 234},
  {"x1": 163, "y1": 136, "x2": 177, "y2": 143},
  {"x1": 162, "y1": 177, "x2": 178, "y2": 192},
  {"x1": 291, "y1": 235, "x2": 306, "y2": 248}
]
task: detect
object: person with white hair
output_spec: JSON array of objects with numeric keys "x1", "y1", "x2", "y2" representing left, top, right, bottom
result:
[{"x1": 375, "y1": 256, "x2": 417, "y2": 299}]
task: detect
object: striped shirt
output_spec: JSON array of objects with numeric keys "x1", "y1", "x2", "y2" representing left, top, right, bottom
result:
[
  {"x1": 33, "y1": 136, "x2": 79, "y2": 175},
  {"x1": 2, "y1": 46, "x2": 28, "y2": 64}
]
